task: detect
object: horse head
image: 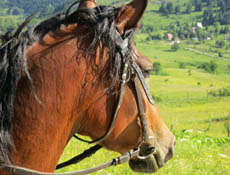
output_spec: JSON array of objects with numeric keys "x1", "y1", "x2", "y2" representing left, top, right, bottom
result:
[
  {"x1": 0, "y1": 0, "x2": 175, "y2": 174},
  {"x1": 69, "y1": 0, "x2": 176, "y2": 173}
]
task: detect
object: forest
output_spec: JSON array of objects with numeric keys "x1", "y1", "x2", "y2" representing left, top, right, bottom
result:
[
  {"x1": 159, "y1": 0, "x2": 230, "y2": 25},
  {"x1": 0, "y1": 0, "x2": 74, "y2": 15},
  {"x1": 1, "y1": 1, "x2": 230, "y2": 175}
]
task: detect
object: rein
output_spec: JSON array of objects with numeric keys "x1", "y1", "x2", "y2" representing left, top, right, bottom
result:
[{"x1": 1, "y1": 149, "x2": 140, "y2": 175}]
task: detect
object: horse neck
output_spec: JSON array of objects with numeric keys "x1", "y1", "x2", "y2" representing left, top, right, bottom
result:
[{"x1": 9, "y1": 28, "x2": 91, "y2": 172}]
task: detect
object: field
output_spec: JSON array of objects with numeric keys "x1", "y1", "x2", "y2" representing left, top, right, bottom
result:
[
  {"x1": 56, "y1": 2, "x2": 230, "y2": 174},
  {"x1": 1, "y1": 0, "x2": 230, "y2": 174},
  {"x1": 56, "y1": 38, "x2": 230, "y2": 175}
]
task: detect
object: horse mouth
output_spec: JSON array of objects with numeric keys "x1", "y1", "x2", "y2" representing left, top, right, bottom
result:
[{"x1": 128, "y1": 153, "x2": 164, "y2": 173}]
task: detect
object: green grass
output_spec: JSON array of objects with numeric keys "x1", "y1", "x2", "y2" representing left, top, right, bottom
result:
[
  {"x1": 1, "y1": 1, "x2": 230, "y2": 174},
  {"x1": 56, "y1": 39, "x2": 230, "y2": 175}
]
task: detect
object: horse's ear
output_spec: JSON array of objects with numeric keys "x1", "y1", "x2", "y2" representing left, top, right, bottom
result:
[
  {"x1": 115, "y1": 0, "x2": 148, "y2": 34},
  {"x1": 78, "y1": 0, "x2": 98, "y2": 9}
]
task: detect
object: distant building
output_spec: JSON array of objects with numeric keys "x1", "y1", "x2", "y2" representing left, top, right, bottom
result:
[
  {"x1": 192, "y1": 27, "x2": 196, "y2": 33},
  {"x1": 175, "y1": 38, "x2": 181, "y2": 43},
  {"x1": 197, "y1": 22, "x2": 203, "y2": 28},
  {"x1": 170, "y1": 38, "x2": 180, "y2": 45},
  {"x1": 165, "y1": 33, "x2": 173, "y2": 40}
]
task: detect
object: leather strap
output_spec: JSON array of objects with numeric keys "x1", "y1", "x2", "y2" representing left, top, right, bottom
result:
[
  {"x1": 134, "y1": 76, "x2": 149, "y2": 141},
  {"x1": 73, "y1": 56, "x2": 130, "y2": 144},
  {"x1": 1, "y1": 149, "x2": 140, "y2": 175},
  {"x1": 56, "y1": 145, "x2": 102, "y2": 170},
  {"x1": 131, "y1": 61, "x2": 154, "y2": 105}
]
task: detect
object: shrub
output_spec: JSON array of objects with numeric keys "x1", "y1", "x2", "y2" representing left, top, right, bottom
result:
[
  {"x1": 179, "y1": 62, "x2": 186, "y2": 69},
  {"x1": 152, "y1": 62, "x2": 162, "y2": 75},
  {"x1": 197, "y1": 61, "x2": 217, "y2": 73},
  {"x1": 218, "y1": 52, "x2": 223, "y2": 57},
  {"x1": 141, "y1": 25, "x2": 155, "y2": 33},
  {"x1": 152, "y1": 95, "x2": 162, "y2": 103},
  {"x1": 171, "y1": 43, "x2": 179, "y2": 51},
  {"x1": 188, "y1": 69, "x2": 192, "y2": 76},
  {"x1": 146, "y1": 34, "x2": 162, "y2": 41},
  {"x1": 208, "y1": 87, "x2": 230, "y2": 97},
  {"x1": 152, "y1": 34, "x2": 162, "y2": 40},
  {"x1": 227, "y1": 65, "x2": 230, "y2": 72},
  {"x1": 216, "y1": 40, "x2": 225, "y2": 48},
  {"x1": 209, "y1": 61, "x2": 217, "y2": 73}
]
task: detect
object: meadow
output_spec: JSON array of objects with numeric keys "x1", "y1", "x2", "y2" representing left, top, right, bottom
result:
[
  {"x1": 56, "y1": 39, "x2": 230, "y2": 175},
  {"x1": 1, "y1": 0, "x2": 230, "y2": 174},
  {"x1": 56, "y1": 2, "x2": 230, "y2": 174}
]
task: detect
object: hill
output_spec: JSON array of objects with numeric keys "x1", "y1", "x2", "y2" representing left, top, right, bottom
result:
[
  {"x1": 1, "y1": 1, "x2": 230, "y2": 174},
  {"x1": 0, "y1": 0, "x2": 129, "y2": 33},
  {"x1": 0, "y1": 0, "x2": 72, "y2": 14}
]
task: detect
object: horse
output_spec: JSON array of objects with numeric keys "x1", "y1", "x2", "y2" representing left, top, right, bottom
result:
[{"x1": 0, "y1": 0, "x2": 176, "y2": 174}]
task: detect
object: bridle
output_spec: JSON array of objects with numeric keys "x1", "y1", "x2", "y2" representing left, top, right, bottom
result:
[{"x1": 0, "y1": 10, "x2": 158, "y2": 175}]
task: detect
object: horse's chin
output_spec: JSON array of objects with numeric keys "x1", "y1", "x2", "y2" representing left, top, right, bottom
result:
[{"x1": 128, "y1": 154, "x2": 164, "y2": 173}]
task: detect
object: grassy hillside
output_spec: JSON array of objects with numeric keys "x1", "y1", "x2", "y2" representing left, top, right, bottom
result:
[
  {"x1": 1, "y1": 0, "x2": 230, "y2": 175},
  {"x1": 56, "y1": 1, "x2": 230, "y2": 175},
  {"x1": 57, "y1": 40, "x2": 230, "y2": 175}
]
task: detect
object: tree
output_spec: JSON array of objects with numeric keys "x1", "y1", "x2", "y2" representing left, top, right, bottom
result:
[
  {"x1": 219, "y1": 1, "x2": 226, "y2": 13},
  {"x1": 11, "y1": 7, "x2": 24, "y2": 15},
  {"x1": 198, "y1": 61, "x2": 217, "y2": 73},
  {"x1": 159, "y1": 2, "x2": 167, "y2": 13},
  {"x1": 218, "y1": 52, "x2": 223, "y2": 57},
  {"x1": 166, "y1": 2, "x2": 174, "y2": 14},
  {"x1": 202, "y1": 6, "x2": 215, "y2": 26},
  {"x1": 175, "y1": 5, "x2": 181, "y2": 14},
  {"x1": 214, "y1": 22, "x2": 221, "y2": 33},
  {"x1": 186, "y1": 3, "x2": 192, "y2": 14},
  {"x1": 216, "y1": 40, "x2": 225, "y2": 48},
  {"x1": 195, "y1": 0, "x2": 203, "y2": 12},
  {"x1": 206, "y1": 0, "x2": 213, "y2": 7},
  {"x1": 152, "y1": 62, "x2": 162, "y2": 75},
  {"x1": 224, "y1": 26, "x2": 230, "y2": 34},
  {"x1": 46, "y1": 4, "x2": 54, "y2": 14},
  {"x1": 209, "y1": 61, "x2": 217, "y2": 73}
]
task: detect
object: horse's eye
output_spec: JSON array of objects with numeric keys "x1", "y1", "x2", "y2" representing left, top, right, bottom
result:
[{"x1": 142, "y1": 69, "x2": 152, "y2": 78}]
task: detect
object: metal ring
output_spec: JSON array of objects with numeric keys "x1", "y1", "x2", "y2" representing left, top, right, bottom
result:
[{"x1": 137, "y1": 153, "x2": 152, "y2": 160}]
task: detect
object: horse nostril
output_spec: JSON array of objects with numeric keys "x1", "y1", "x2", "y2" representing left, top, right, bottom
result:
[
  {"x1": 174, "y1": 138, "x2": 177, "y2": 146},
  {"x1": 164, "y1": 147, "x2": 174, "y2": 163},
  {"x1": 164, "y1": 137, "x2": 176, "y2": 163},
  {"x1": 145, "y1": 147, "x2": 156, "y2": 155},
  {"x1": 138, "y1": 146, "x2": 156, "y2": 160}
]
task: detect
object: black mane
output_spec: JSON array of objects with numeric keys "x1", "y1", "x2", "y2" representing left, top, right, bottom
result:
[{"x1": 0, "y1": 2, "x2": 135, "y2": 163}]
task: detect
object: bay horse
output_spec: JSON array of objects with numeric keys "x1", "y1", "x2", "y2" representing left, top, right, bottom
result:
[{"x1": 0, "y1": 0, "x2": 176, "y2": 174}]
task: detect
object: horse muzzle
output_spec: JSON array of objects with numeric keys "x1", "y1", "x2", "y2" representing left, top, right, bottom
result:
[{"x1": 128, "y1": 136, "x2": 175, "y2": 173}]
